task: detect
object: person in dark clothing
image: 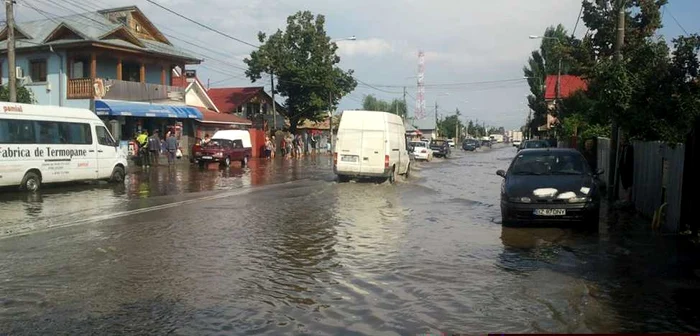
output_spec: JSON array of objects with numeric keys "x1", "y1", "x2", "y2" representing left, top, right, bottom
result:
[
  {"x1": 147, "y1": 130, "x2": 161, "y2": 167},
  {"x1": 619, "y1": 135, "x2": 634, "y2": 202},
  {"x1": 582, "y1": 139, "x2": 597, "y2": 171}
]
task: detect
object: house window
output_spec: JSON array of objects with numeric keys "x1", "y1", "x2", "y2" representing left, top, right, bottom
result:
[
  {"x1": 71, "y1": 58, "x2": 89, "y2": 79},
  {"x1": 30, "y1": 59, "x2": 47, "y2": 82}
]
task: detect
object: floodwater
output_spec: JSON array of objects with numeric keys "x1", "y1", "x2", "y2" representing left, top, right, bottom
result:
[{"x1": 1, "y1": 147, "x2": 699, "y2": 335}]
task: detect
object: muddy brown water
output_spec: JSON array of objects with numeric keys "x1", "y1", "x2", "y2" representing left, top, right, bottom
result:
[{"x1": 1, "y1": 149, "x2": 699, "y2": 334}]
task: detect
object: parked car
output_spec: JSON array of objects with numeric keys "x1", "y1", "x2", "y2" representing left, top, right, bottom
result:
[
  {"x1": 497, "y1": 148, "x2": 604, "y2": 231},
  {"x1": 447, "y1": 139, "x2": 456, "y2": 148},
  {"x1": 430, "y1": 139, "x2": 452, "y2": 158},
  {"x1": 512, "y1": 140, "x2": 522, "y2": 148},
  {"x1": 462, "y1": 139, "x2": 479, "y2": 151},
  {"x1": 193, "y1": 130, "x2": 252, "y2": 168},
  {"x1": 334, "y1": 110, "x2": 411, "y2": 183},
  {"x1": 480, "y1": 139, "x2": 492, "y2": 148},
  {"x1": 409, "y1": 141, "x2": 433, "y2": 161},
  {"x1": 518, "y1": 139, "x2": 549, "y2": 151}
]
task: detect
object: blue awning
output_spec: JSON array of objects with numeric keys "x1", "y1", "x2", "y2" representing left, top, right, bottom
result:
[{"x1": 95, "y1": 100, "x2": 203, "y2": 119}]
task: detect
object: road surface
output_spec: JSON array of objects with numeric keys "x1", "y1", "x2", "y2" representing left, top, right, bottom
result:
[{"x1": 1, "y1": 147, "x2": 699, "y2": 334}]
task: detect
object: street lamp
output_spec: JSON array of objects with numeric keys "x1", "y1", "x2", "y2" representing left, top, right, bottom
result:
[
  {"x1": 331, "y1": 36, "x2": 357, "y2": 42},
  {"x1": 328, "y1": 36, "x2": 356, "y2": 155}
]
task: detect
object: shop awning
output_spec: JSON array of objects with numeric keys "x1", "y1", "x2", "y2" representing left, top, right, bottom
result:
[{"x1": 95, "y1": 100, "x2": 203, "y2": 119}]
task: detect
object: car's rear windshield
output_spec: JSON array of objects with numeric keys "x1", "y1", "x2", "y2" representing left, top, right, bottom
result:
[
  {"x1": 410, "y1": 142, "x2": 426, "y2": 147},
  {"x1": 523, "y1": 141, "x2": 549, "y2": 148},
  {"x1": 510, "y1": 151, "x2": 589, "y2": 175},
  {"x1": 205, "y1": 140, "x2": 225, "y2": 147},
  {"x1": 431, "y1": 140, "x2": 446, "y2": 146}
]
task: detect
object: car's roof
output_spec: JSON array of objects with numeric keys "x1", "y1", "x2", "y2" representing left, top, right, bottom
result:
[{"x1": 518, "y1": 148, "x2": 580, "y2": 154}]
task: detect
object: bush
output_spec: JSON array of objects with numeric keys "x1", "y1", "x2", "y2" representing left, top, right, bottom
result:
[{"x1": 0, "y1": 84, "x2": 35, "y2": 104}]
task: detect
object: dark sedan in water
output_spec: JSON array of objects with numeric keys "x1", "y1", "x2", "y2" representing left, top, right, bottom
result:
[{"x1": 497, "y1": 148, "x2": 603, "y2": 231}]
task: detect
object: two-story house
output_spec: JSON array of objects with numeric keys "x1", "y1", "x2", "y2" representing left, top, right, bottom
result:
[
  {"x1": 208, "y1": 86, "x2": 287, "y2": 131},
  {"x1": 0, "y1": 6, "x2": 204, "y2": 154}
]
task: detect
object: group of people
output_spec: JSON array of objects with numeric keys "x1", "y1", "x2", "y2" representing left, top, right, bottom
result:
[
  {"x1": 264, "y1": 133, "x2": 321, "y2": 159},
  {"x1": 135, "y1": 129, "x2": 181, "y2": 168}
]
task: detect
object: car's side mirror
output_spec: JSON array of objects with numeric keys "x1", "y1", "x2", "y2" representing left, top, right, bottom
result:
[
  {"x1": 496, "y1": 170, "x2": 506, "y2": 178},
  {"x1": 594, "y1": 168, "x2": 605, "y2": 176}
]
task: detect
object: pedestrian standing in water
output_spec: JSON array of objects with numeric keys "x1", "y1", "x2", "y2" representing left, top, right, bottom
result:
[
  {"x1": 264, "y1": 136, "x2": 273, "y2": 159},
  {"x1": 166, "y1": 132, "x2": 178, "y2": 165},
  {"x1": 147, "y1": 130, "x2": 161, "y2": 167}
]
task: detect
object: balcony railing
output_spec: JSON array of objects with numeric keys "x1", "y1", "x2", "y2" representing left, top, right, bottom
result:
[{"x1": 67, "y1": 78, "x2": 185, "y2": 102}]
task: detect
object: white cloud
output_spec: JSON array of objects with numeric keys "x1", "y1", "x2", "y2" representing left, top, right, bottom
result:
[{"x1": 336, "y1": 38, "x2": 394, "y2": 57}]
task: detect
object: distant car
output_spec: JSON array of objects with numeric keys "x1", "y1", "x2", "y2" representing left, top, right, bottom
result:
[
  {"x1": 447, "y1": 140, "x2": 456, "y2": 148},
  {"x1": 512, "y1": 140, "x2": 522, "y2": 147},
  {"x1": 518, "y1": 140, "x2": 549, "y2": 151},
  {"x1": 194, "y1": 130, "x2": 252, "y2": 168},
  {"x1": 462, "y1": 139, "x2": 479, "y2": 151},
  {"x1": 430, "y1": 139, "x2": 452, "y2": 158},
  {"x1": 497, "y1": 148, "x2": 604, "y2": 231},
  {"x1": 480, "y1": 139, "x2": 492, "y2": 148},
  {"x1": 409, "y1": 141, "x2": 433, "y2": 161}
]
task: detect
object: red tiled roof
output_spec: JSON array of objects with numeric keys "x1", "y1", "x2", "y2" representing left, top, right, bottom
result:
[
  {"x1": 544, "y1": 75, "x2": 588, "y2": 100},
  {"x1": 208, "y1": 87, "x2": 265, "y2": 113},
  {"x1": 194, "y1": 106, "x2": 252, "y2": 125}
]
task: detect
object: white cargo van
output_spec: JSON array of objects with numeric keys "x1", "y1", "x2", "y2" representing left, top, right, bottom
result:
[
  {"x1": 334, "y1": 110, "x2": 411, "y2": 183},
  {"x1": 0, "y1": 102, "x2": 128, "y2": 192}
]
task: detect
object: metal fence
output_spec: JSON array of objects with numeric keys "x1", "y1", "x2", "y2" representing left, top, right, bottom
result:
[
  {"x1": 597, "y1": 137, "x2": 685, "y2": 232},
  {"x1": 596, "y1": 137, "x2": 610, "y2": 188},
  {"x1": 631, "y1": 141, "x2": 685, "y2": 232}
]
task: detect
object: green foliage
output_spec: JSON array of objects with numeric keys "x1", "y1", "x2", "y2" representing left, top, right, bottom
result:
[
  {"x1": 244, "y1": 11, "x2": 357, "y2": 133},
  {"x1": 0, "y1": 84, "x2": 35, "y2": 104},
  {"x1": 437, "y1": 108, "x2": 464, "y2": 140},
  {"x1": 361, "y1": 95, "x2": 407, "y2": 117}
]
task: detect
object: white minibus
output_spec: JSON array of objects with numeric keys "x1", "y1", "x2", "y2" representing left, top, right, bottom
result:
[{"x1": 0, "y1": 102, "x2": 128, "y2": 192}]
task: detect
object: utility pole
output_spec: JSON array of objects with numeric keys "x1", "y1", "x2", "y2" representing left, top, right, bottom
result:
[
  {"x1": 6, "y1": 0, "x2": 17, "y2": 102},
  {"x1": 608, "y1": 0, "x2": 626, "y2": 200},
  {"x1": 328, "y1": 92, "x2": 333, "y2": 154},
  {"x1": 270, "y1": 72, "x2": 276, "y2": 131},
  {"x1": 403, "y1": 86, "x2": 407, "y2": 119},
  {"x1": 434, "y1": 100, "x2": 439, "y2": 137}
]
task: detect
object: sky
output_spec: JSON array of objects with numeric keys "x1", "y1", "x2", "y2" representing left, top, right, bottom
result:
[{"x1": 6, "y1": 0, "x2": 700, "y2": 130}]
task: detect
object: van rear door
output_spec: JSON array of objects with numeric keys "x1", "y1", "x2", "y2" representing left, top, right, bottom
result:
[{"x1": 359, "y1": 130, "x2": 386, "y2": 175}]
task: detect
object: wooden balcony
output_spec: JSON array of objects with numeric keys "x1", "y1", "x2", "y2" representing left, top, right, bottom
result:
[
  {"x1": 67, "y1": 78, "x2": 185, "y2": 102},
  {"x1": 67, "y1": 78, "x2": 93, "y2": 99}
]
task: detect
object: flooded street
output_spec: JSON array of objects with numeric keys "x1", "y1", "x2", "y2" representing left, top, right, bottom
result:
[{"x1": 1, "y1": 147, "x2": 699, "y2": 334}]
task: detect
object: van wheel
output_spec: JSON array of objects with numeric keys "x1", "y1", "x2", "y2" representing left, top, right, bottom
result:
[
  {"x1": 109, "y1": 166, "x2": 125, "y2": 184},
  {"x1": 241, "y1": 156, "x2": 248, "y2": 167},
  {"x1": 388, "y1": 166, "x2": 397, "y2": 184},
  {"x1": 404, "y1": 163, "x2": 411, "y2": 179},
  {"x1": 338, "y1": 175, "x2": 350, "y2": 183},
  {"x1": 20, "y1": 172, "x2": 41, "y2": 192},
  {"x1": 221, "y1": 157, "x2": 231, "y2": 168}
]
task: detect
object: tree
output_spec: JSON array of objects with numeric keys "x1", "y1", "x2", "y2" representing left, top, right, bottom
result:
[
  {"x1": 437, "y1": 114, "x2": 463, "y2": 140},
  {"x1": 0, "y1": 84, "x2": 35, "y2": 104},
  {"x1": 523, "y1": 24, "x2": 591, "y2": 137},
  {"x1": 361, "y1": 95, "x2": 407, "y2": 117},
  {"x1": 244, "y1": 11, "x2": 357, "y2": 133}
]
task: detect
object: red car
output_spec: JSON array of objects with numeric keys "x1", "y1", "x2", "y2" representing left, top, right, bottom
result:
[{"x1": 193, "y1": 138, "x2": 251, "y2": 168}]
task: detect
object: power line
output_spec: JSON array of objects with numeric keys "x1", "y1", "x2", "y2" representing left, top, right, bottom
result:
[
  {"x1": 143, "y1": 0, "x2": 259, "y2": 48},
  {"x1": 665, "y1": 5, "x2": 688, "y2": 35}
]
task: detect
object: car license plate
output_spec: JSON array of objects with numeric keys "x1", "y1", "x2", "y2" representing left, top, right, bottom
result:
[
  {"x1": 341, "y1": 155, "x2": 358, "y2": 162},
  {"x1": 534, "y1": 209, "x2": 566, "y2": 216},
  {"x1": 202, "y1": 156, "x2": 212, "y2": 160}
]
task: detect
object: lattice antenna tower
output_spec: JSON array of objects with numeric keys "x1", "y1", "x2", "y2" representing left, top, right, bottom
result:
[{"x1": 415, "y1": 50, "x2": 426, "y2": 119}]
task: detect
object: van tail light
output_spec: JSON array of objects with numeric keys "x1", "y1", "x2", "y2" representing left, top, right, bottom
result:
[
  {"x1": 333, "y1": 152, "x2": 338, "y2": 166},
  {"x1": 384, "y1": 155, "x2": 390, "y2": 169}
]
